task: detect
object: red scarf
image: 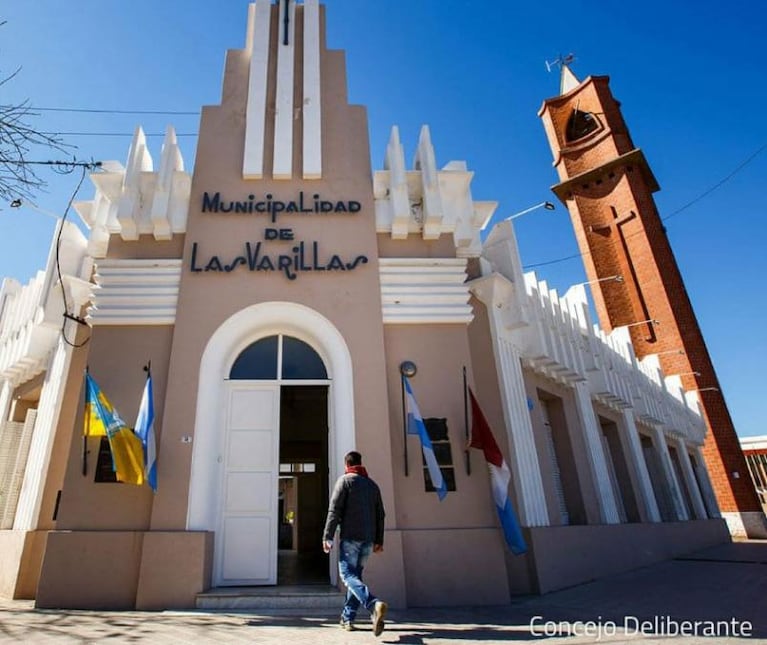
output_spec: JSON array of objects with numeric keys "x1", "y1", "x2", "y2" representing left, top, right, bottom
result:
[{"x1": 345, "y1": 465, "x2": 368, "y2": 477}]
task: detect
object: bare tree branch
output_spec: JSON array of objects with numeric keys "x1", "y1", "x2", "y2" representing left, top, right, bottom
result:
[{"x1": 1, "y1": 24, "x2": 72, "y2": 201}]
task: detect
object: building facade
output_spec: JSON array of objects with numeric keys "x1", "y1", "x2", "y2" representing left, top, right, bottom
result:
[{"x1": 0, "y1": 1, "x2": 728, "y2": 610}]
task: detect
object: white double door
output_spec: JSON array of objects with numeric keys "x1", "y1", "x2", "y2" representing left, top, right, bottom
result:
[{"x1": 215, "y1": 383, "x2": 280, "y2": 586}]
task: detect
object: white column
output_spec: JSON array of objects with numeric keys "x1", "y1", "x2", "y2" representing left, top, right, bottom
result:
[
  {"x1": 674, "y1": 438, "x2": 707, "y2": 519},
  {"x1": 573, "y1": 381, "x2": 621, "y2": 524},
  {"x1": 243, "y1": 0, "x2": 272, "y2": 180},
  {"x1": 651, "y1": 427, "x2": 689, "y2": 521},
  {"x1": 302, "y1": 0, "x2": 322, "y2": 179},
  {"x1": 495, "y1": 338, "x2": 550, "y2": 526},
  {"x1": 0, "y1": 380, "x2": 13, "y2": 425},
  {"x1": 272, "y1": 0, "x2": 296, "y2": 179},
  {"x1": 14, "y1": 336, "x2": 73, "y2": 530},
  {"x1": 693, "y1": 446, "x2": 721, "y2": 518},
  {"x1": 621, "y1": 409, "x2": 661, "y2": 522}
]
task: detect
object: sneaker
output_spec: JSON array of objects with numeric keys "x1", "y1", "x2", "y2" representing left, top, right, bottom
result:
[
  {"x1": 371, "y1": 600, "x2": 388, "y2": 636},
  {"x1": 339, "y1": 619, "x2": 355, "y2": 631}
]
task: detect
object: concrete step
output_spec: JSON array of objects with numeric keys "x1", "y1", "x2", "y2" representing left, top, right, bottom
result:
[{"x1": 196, "y1": 585, "x2": 345, "y2": 611}]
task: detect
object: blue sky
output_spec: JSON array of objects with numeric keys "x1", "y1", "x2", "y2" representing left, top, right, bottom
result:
[{"x1": 1, "y1": 1, "x2": 765, "y2": 437}]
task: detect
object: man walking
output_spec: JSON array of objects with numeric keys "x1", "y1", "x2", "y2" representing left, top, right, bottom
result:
[{"x1": 323, "y1": 451, "x2": 388, "y2": 635}]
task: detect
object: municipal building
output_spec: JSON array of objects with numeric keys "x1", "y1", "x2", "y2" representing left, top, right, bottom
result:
[{"x1": 0, "y1": 1, "x2": 747, "y2": 610}]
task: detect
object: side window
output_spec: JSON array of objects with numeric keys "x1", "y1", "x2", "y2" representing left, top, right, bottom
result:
[
  {"x1": 422, "y1": 418, "x2": 457, "y2": 493},
  {"x1": 94, "y1": 437, "x2": 118, "y2": 483}
]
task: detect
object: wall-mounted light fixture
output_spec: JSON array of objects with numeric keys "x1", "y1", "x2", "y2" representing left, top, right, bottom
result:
[
  {"x1": 503, "y1": 200, "x2": 556, "y2": 222},
  {"x1": 653, "y1": 349, "x2": 685, "y2": 357},
  {"x1": 623, "y1": 319, "x2": 660, "y2": 328},
  {"x1": 399, "y1": 361, "x2": 417, "y2": 378},
  {"x1": 573, "y1": 274, "x2": 623, "y2": 288}
]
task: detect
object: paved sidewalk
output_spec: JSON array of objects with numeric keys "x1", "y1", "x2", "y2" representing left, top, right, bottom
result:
[{"x1": 0, "y1": 542, "x2": 765, "y2": 644}]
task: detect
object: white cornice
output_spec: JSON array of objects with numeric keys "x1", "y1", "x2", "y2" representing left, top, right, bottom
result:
[
  {"x1": 379, "y1": 258, "x2": 472, "y2": 324},
  {"x1": 88, "y1": 259, "x2": 182, "y2": 326}
]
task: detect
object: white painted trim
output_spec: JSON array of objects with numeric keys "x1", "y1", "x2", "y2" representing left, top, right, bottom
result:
[
  {"x1": 89, "y1": 259, "x2": 181, "y2": 326},
  {"x1": 379, "y1": 258, "x2": 473, "y2": 324},
  {"x1": 13, "y1": 330, "x2": 75, "y2": 529},
  {"x1": 187, "y1": 302, "x2": 355, "y2": 536},
  {"x1": 243, "y1": 0, "x2": 272, "y2": 180},
  {"x1": 302, "y1": 0, "x2": 322, "y2": 179},
  {"x1": 272, "y1": 0, "x2": 296, "y2": 180},
  {"x1": 741, "y1": 435, "x2": 767, "y2": 451}
]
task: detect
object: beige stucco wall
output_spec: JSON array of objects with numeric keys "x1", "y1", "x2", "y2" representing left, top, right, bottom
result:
[
  {"x1": 37, "y1": 531, "x2": 144, "y2": 609},
  {"x1": 135, "y1": 531, "x2": 213, "y2": 610},
  {"x1": 528, "y1": 519, "x2": 729, "y2": 594},
  {"x1": 0, "y1": 530, "x2": 48, "y2": 600},
  {"x1": 53, "y1": 326, "x2": 175, "y2": 530}
]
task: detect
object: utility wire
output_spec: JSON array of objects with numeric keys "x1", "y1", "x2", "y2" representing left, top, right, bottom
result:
[
  {"x1": 1, "y1": 105, "x2": 199, "y2": 116},
  {"x1": 53, "y1": 166, "x2": 92, "y2": 348},
  {"x1": 661, "y1": 142, "x2": 767, "y2": 222},
  {"x1": 523, "y1": 141, "x2": 767, "y2": 270},
  {"x1": 43, "y1": 131, "x2": 198, "y2": 138}
]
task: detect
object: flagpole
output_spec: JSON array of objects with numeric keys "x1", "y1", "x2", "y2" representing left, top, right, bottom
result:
[
  {"x1": 82, "y1": 366, "x2": 89, "y2": 476},
  {"x1": 400, "y1": 374, "x2": 409, "y2": 476},
  {"x1": 463, "y1": 366, "x2": 471, "y2": 476}
]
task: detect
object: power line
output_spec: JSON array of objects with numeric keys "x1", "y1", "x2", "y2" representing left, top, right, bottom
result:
[
  {"x1": 2, "y1": 105, "x2": 200, "y2": 116},
  {"x1": 42, "y1": 131, "x2": 198, "y2": 138},
  {"x1": 661, "y1": 142, "x2": 767, "y2": 222},
  {"x1": 523, "y1": 141, "x2": 767, "y2": 270},
  {"x1": 1, "y1": 159, "x2": 101, "y2": 169}
]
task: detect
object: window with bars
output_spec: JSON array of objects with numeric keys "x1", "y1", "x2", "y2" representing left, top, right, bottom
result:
[
  {"x1": 94, "y1": 437, "x2": 118, "y2": 483},
  {"x1": 421, "y1": 418, "x2": 456, "y2": 493}
]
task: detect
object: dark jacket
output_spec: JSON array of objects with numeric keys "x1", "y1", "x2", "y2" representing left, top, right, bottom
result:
[{"x1": 323, "y1": 472, "x2": 385, "y2": 545}]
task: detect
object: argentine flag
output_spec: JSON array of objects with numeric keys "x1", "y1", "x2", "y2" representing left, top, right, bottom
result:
[
  {"x1": 403, "y1": 375, "x2": 447, "y2": 500},
  {"x1": 468, "y1": 388, "x2": 527, "y2": 555},
  {"x1": 135, "y1": 375, "x2": 157, "y2": 493}
]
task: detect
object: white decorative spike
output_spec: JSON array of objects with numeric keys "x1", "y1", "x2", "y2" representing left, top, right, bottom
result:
[
  {"x1": 82, "y1": 165, "x2": 124, "y2": 257},
  {"x1": 116, "y1": 126, "x2": 152, "y2": 241},
  {"x1": 151, "y1": 126, "x2": 183, "y2": 240},
  {"x1": 386, "y1": 127, "x2": 410, "y2": 239},
  {"x1": 560, "y1": 64, "x2": 581, "y2": 95},
  {"x1": 414, "y1": 126, "x2": 443, "y2": 239}
]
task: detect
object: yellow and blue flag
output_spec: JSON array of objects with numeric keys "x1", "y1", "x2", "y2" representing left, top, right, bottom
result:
[{"x1": 84, "y1": 373, "x2": 145, "y2": 486}]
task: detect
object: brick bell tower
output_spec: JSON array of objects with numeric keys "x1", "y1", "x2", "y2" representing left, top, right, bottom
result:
[{"x1": 538, "y1": 64, "x2": 767, "y2": 538}]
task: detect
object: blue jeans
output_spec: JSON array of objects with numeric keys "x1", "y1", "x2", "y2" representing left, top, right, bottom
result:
[{"x1": 338, "y1": 539, "x2": 377, "y2": 622}]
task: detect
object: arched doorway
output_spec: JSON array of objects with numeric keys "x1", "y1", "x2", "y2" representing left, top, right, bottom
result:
[
  {"x1": 187, "y1": 302, "x2": 355, "y2": 588},
  {"x1": 223, "y1": 335, "x2": 330, "y2": 586}
]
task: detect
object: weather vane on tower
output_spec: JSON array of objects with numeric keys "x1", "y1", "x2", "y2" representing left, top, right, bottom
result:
[{"x1": 545, "y1": 53, "x2": 576, "y2": 72}]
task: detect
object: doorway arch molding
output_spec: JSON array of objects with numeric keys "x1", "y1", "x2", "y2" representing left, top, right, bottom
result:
[{"x1": 187, "y1": 301, "x2": 355, "y2": 530}]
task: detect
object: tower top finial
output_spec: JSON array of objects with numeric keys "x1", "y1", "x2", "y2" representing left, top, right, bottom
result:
[{"x1": 545, "y1": 53, "x2": 580, "y2": 95}]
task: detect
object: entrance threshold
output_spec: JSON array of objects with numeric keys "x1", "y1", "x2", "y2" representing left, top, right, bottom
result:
[{"x1": 196, "y1": 585, "x2": 344, "y2": 611}]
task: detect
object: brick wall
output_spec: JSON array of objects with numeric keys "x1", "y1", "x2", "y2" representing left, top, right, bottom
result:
[{"x1": 539, "y1": 74, "x2": 760, "y2": 514}]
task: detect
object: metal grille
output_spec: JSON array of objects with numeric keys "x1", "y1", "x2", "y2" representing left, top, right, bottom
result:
[{"x1": 0, "y1": 410, "x2": 37, "y2": 529}]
